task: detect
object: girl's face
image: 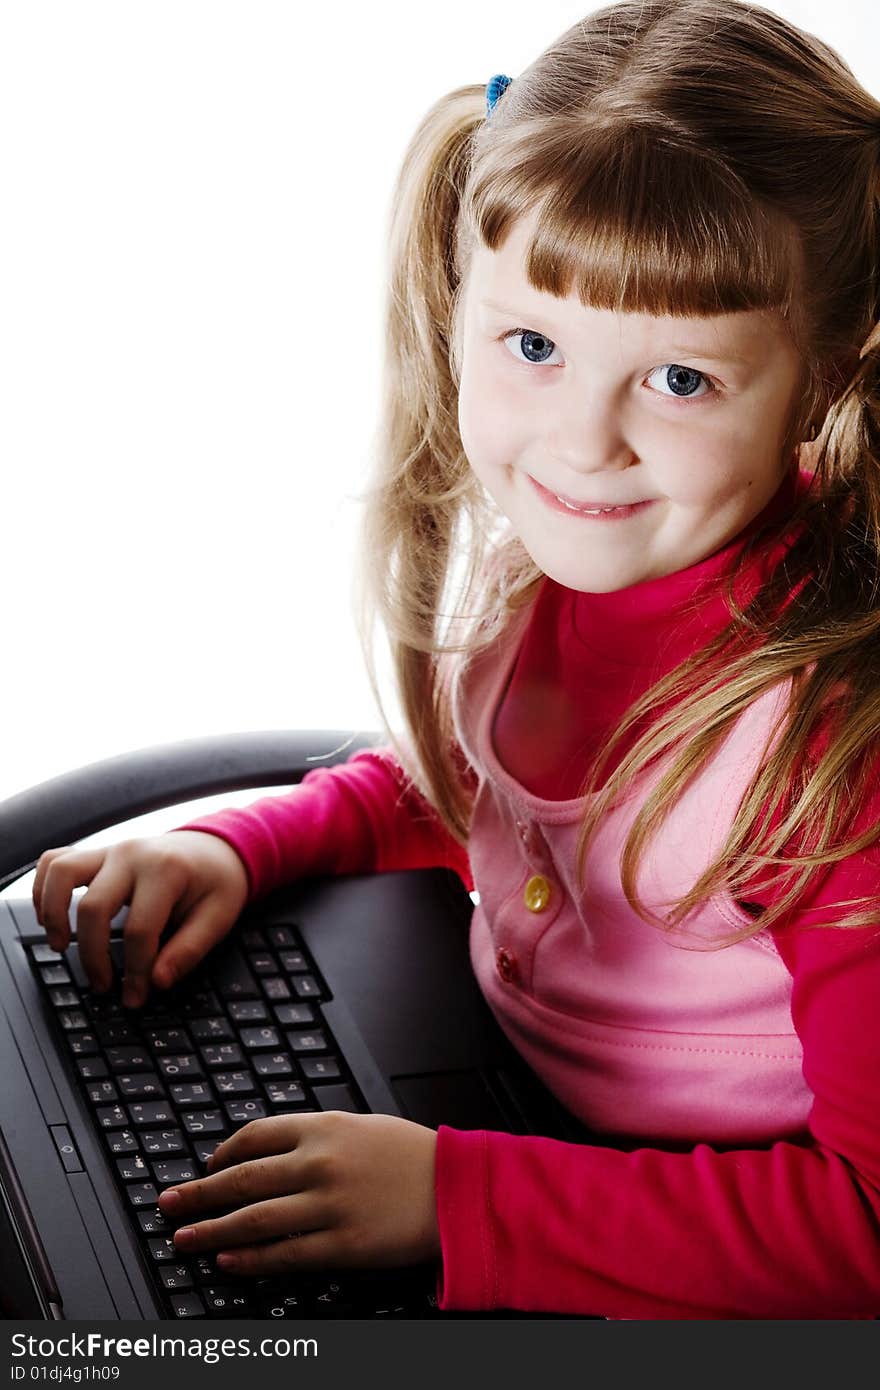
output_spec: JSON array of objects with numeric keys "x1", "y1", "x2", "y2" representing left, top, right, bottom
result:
[{"x1": 456, "y1": 214, "x2": 805, "y2": 593}]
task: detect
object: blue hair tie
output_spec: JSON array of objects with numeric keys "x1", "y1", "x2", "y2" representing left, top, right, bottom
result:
[{"x1": 486, "y1": 73, "x2": 512, "y2": 118}]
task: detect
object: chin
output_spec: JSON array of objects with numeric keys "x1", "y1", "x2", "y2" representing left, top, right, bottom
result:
[{"x1": 536, "y1": 559, "x2": 644, "y2": 594}]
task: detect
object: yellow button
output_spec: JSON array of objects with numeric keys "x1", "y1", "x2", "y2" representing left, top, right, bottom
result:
[{"x1": 523, "y1": 874, "x2": 552, "y2": 912}]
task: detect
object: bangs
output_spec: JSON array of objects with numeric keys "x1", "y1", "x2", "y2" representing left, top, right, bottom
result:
[{"x1": 464, "y1": 115, "x2": 807, "y2": 339}]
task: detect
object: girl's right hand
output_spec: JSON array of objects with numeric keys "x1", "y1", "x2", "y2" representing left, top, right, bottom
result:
[{"x1": 32, "y1": 831, "x2": 250, "y2": 1009}]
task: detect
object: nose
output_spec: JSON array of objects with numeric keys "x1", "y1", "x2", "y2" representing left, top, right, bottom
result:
[{"x1": 543, "y1": 383, "x2": 636, "y2": 476}]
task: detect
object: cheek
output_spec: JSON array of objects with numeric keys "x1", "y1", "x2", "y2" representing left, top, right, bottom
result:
[{"x1": 458, "y1": 357, "x2": 521, "y2": 466}]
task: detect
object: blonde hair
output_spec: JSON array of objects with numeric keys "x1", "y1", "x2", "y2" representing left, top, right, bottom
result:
[{"x1": 353, "y1": 0, "x2": 880, "y2": 944}]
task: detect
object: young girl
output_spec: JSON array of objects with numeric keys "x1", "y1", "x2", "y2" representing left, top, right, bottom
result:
[{"x1": 32, "y1": 0, "x2": 880, "y2": 1319}]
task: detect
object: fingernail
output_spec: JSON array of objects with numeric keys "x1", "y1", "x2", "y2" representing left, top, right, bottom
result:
[
  {"x1": 159, "y1": 1188, "x2": 181, "y2": 1210},
  {"x1": 216, "y1": 1253, "x2": 235, "y2": 1270},
  {"x1": 173, "y1": 1226, "x2": 195, "y2": 1245}
]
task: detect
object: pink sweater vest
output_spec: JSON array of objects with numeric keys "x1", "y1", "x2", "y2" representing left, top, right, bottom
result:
[{"x1": 453, "y1": 597, "x2": 812, "y2": 1146}]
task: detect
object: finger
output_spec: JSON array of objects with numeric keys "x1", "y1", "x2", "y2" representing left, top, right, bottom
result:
[
  {"x1": 158, "y1": 1149, "x2": 299, "y2": 1220},
  {"x1": 74, "y1": 859, "x2": 135, "y2": 994},
  {"x1": 32, "y1": 848, "x2": 70, "y2": 926},
  {"x1": 170, "y1": 1192, "x2": 313, "y2": 1254},
  {"x1": 151, "y1": 895, "x2": 236, "y2": 992},
  {"x1": 118, "y1": 869, "x2": 186, "y2": 1009},
  {"x1": 37, "y1": 850, "x2": 111, "y2": 956},
  {"x1": 214, "y1": 1231, "x2": 335, "y2": 1279},
  {"x1": 206, "y1": 1115, "x2": 308, "y2": 1174}
]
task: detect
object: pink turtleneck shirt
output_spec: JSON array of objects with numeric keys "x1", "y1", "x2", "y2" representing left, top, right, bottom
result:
[{"x1": 177, "y1": 470, "x2": 880, "y2": 1318}]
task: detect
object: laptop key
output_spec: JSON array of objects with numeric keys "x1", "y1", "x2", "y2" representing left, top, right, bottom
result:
[
  {"x1": 264, "y1": 1081, "x2": 306, "y2": 1108},
  {"x1": 107, "y1": 1045, "x2": 152, "y2": 1072},
  {"x1": 126, "y1": 1181, "x2": 159, "y2": 1207},
  {"x1": 139, "y1": 1001, "x2": 184, "y2": 1026},
  {"x1": 200, "y1": 1043, "x2": 244, "y2": 1069},
  {"x1": 40, "y1": 964, "x2": 72, "y2": 987},
  {"x1": 225, "y1": 1098, "x2": 267, "y2": 1125},
  {"x1": 210, "y1": 952, "x2": 258, "y2": 1000},
  {"x1": 105, "y1": 1128, "x2": 139, "y2": 1155},
  {"x1": 178, "y1": 989, "x2": 222, "y2": 1018},
  {"x1": 169, "y1": 1292, "x2": 205, "y2": 1318},
  {"x1": 76, "y1": 1056, "x2": 108, "y2": 1080},
  {"x1": 58, "y1": 1009, "x2": 89, "y2": 1032},
  {"x1": 214, "y1": 1070, "x2": 256, "y2": 1096},
  {"x1": 254, "y1": 1052, "x2": 293, "y2": 1078},
  {"x1": 279, "y1": 951, "x2": 309, "y2": 974},
  {"x1": 191, "y1": 1139, "x2": 222, "y2": 1168},
  {"x1": 300, "y1": 1056, "x2": 342, "y2": 1081},
  {"x1": 160, "y1": 1264, "x2": 195, "y2": 1292},
  {"x1": 137, "y1": 1206, "x2": 172, "y2": 1234},
  {"x1": 145, "y1": 1027, "x2": 191, "y2": 1052},
  {"x1": 117, "y1": 1155, "x2": 150, "y2": 1181},
  {"x1": 190, "y1": 1017, "x2": 233, "y2": 1043},
  {"x1": 95, "y1": 1022, "x2": 140, "y2": 1046},
  {"x1": 81, "y1": 991, "x2": 126, "y2": 1022},
  {"x1": 147, "y1": 1237, "x2": 179, "y2": 1262},
  {"x1": 95, "y1": 1104, "x2": 129, "y2": 1129},
  {"x1": 157, "y1": 1053, "x2": 203, "y2": 1079},
  {"x1": 315, "y1": 1085, "x2": 360, "y2": 1114},
  {"x1": 192, "y1": 1256, "x2": 219, "y2": 1283},
  {"x1": 262, "y1": 977, "x2": 291, "y2": 1001},
  {"x1": 286, "y1": 1030, "x2": 328, "y2": 1054},
  {"x1": 86, "y1": 1078, "x2": 119, "y2": 1104},
  {"x1": 313, "y1": 1280, "x2": 358, "y2": 1317},
  {"x1": 247, "y1": 953, "x2": 278, "y2": 976},
  {"x1": 229, "y1": 1000, "x2": 268, "y2": 1023},
  {"x1": 240, "y1": 1026, "x2": 280, "y2": 1051},
  {"x1": 129, "y1": 1100, "x2": 174, "y2": 1126},
  {"x1": 291, "y1": 975, "x2": 321, "y2": 1000},
  {"x1": 181, "y1": 1109, "x2": 226, "y2": 1137},
  {"x1": 49, "y1": 988, "x2": 80, "y2": 1008},
  {"x1": 254, "y1": 1286, "x2": 310, "y2": 1318},
  {"x1": 170, "y1": 1080, "x2": 214, "y2": 1107},
  {"x1": 117, "y1": 1072, "x2": 165, "y2": 1100},
  {"x1": 266, "y1": 926, "x2": 297, "y2": 949},
  {"x1": 202, "y1": 1285, "x2": 252, "y2": 1316},
  {"x1": 31, "y1": 943, "x2": 63, "y2": 963},
  {"x1": 67, "y1": 1031, "x2": 99, "y2": 1057},
  {"x1": 153, "y1": 1158, "x2": 198, "y2": 1185},
  {"x1": 273, "y1": 1002, "x2": 316, "y2": 1027},
  {"x1": 141, "y1": 1128, "x2": 186, "y2": 1155}
]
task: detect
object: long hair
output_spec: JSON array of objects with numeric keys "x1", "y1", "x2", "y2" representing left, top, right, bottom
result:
[{"x1": 353, "y1": 0, "x2": 880, "y2": 944}]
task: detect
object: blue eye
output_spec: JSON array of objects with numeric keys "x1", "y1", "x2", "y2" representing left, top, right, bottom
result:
[
  {"x1": 502, "y1": 329, "x2": 561, "y2": 365},
  {"x1": 647, "y1": 364, "x2": 713, "y2": 399},
  {"x1": 500, "y1": 329, "x2": 716, "y2": 400}
]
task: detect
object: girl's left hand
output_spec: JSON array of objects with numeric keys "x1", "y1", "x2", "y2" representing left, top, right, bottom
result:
[{"x1": 157, "y1": 1111, "x2": 441, "y2": 1276}]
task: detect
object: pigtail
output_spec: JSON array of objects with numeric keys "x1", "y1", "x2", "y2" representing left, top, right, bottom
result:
[{"x1": 352, "y1": 86, "x2": 490, "y2": 843}]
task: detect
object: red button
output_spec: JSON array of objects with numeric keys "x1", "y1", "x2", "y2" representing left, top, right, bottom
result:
[{"x1": 496, "y1": 946, "x2": 517, "y2": 983}]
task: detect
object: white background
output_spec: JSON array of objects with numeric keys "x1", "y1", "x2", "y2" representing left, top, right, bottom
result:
[{"x1": 1, "y1": 1, "x2": 877, "y2": 893}]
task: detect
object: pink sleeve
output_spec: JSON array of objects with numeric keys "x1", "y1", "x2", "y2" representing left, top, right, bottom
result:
[
  {"x1": 172, "y1": 746, "x2": 474, "y2": 899},
  {"x1": 433, "y1": 870, "x2": 880, "y2": 1318}
]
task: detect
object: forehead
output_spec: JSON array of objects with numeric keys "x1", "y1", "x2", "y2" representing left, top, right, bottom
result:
[{"x1": 466, "y1": 215, "x2": 795, "y2": 362}]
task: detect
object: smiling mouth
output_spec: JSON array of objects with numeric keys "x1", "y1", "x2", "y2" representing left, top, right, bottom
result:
[
  {"x1": 555, "y1": 498, "x2": 625, "y2": 513},
  {"x1": 528, "y1": 475, "x2": 657, "y2": 517}
]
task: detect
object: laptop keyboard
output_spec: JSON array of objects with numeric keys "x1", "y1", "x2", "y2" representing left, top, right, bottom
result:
[{"x1": 27, "y1": 910, "x2": 443, "y2": 1319}]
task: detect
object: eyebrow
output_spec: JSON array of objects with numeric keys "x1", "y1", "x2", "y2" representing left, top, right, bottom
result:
[{"x1": 477, "y1": 299, "x2": 756, "y2": 367}]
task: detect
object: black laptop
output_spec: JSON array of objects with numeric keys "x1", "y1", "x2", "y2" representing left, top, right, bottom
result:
[{"x1": 0, "y1": 866, "x2": 595, "y2": 1321}]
